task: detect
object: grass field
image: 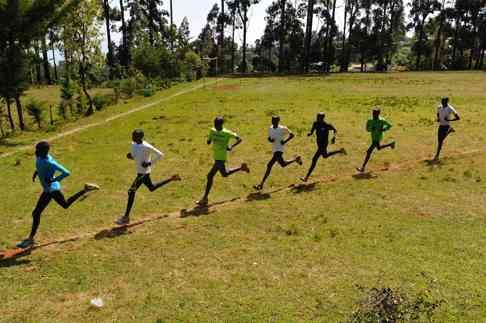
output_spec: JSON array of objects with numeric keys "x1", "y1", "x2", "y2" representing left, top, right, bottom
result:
[{"x1": 1, "y1": 72, "x2": 486, "y2": 322}]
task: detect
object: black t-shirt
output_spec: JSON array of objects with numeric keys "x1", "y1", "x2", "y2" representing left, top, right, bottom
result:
[{"x1": 313, "y1": 121, "x2": 335, "y2": 145}]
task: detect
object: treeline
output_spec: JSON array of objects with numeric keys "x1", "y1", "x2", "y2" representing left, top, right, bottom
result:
[
  {"x1": 0, "y1": 0, "x2": 206, "y2": 136},
  {"x1": 250, "y1": 0, "x2": 486, "y2": 73}
]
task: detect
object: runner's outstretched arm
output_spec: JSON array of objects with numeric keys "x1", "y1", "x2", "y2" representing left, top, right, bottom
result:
[
  {"x1": 282, "y1": 132, "x2": 294, "y2": 145},
  {"x1": 142, "y1": 145, "x2": 164, "y2": 168},
  {"x1": 50, "y1": 161, "x2": 71, "y2": 183},
  {"x1": 228, "y1": 137, "x2": 242, "y2": 151},
  {"x1": 307, "y1": 123, "x2": 316, "y2": 136},
  {"x1": 448, "y1": 113, "x2": 460, "y2": 121},
  {"x1": 330, "y1": 124, "x2": 337, "y2": 144},
  {"x1": 127, "y1": 152, "x2": 134, "y2": 160}
]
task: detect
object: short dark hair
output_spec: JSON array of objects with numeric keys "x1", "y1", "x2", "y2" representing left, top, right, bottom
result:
[
  {"x1": 132, "y1": 129, "x2": 144, "y2": 138},
  {"x1": 373, "y1": 107, "x2": 381, "y2": 114},
  {"x1": 272, "y1": 115, "x2": 280, "y2": 121},
  {"x1": 35, "y1": 141, "x2": 50, "y2": 158},
  {"x1": 214, "y1": 116, "x2": 224, "y2": 125},
  {"x1": 441, "y1": 97, "x2": 449, "y2": 103}
]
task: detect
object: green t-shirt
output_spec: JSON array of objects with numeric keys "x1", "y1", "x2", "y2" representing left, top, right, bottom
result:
[
  {"x1": 208, "y1": 128, "x2": 238, "y2": 161},
  {"x1": 366, "y1": 118, "x2": 392, "y2": 143}
]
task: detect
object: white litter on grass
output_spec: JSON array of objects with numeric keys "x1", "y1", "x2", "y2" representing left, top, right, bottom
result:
[{"x1": 90, "y1": 297, "x2": 104, "y2": 308}]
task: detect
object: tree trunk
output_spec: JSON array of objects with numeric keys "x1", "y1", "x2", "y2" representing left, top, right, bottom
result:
[
  {"x1": 64, "y1": 47, "x2": 70, "y2": 80},
  {"x1": 50, "y1": 33, "x2": 58, "y2": 81},
  {"x1": 170, "y1": 0, "x2": 173, "y2": 26},
  {"x1": 278, "y1": 0, "x2": 286, "y2": 72},
  {"x1": 0, "y1": 115, "x2": 4, "y2": 137},
  {"x1": 303, "y1": 0, "x2": 314, "y2": 73},
  {"x1": 340, "y1": 0, "x2": 348, "y2": 72},
  {"x1": 415, "y1": 15, "x2": 426, "y2": 71},
  {"x1": 240, "y1": 8, "x2": 248, "y2": 73},
  {"x1": 34, "y1": 42, "x2": 42, "y2": 84},
  {"x1": 103, "y1": 0, "x2": 114, "y2": 79},
  {"x1": 231, "y1": 12, "x2": 236, "y2": 73},
  {"x1": 433, "y1": 5, "x2": 445, "y2": 70},
  {"x1": 14, "y1": 95, "x2": 25, "y2": 131},
  {"x1": 376, "y1": 0, "x2": 388, "y2": 71},
  {"x1": 120, "y1": 0, "x2": 129, "y2": 66},
  {"x1": 452, "y1": 14, "x2": 460, "y2": 67},
  {"x1": 325, "y1": 0, "x2": 337, "y2": 73},
  {"x1": 41, "y1": 36, "x2": 52, "y2": 84},
  {"x1": 220, "y1": 0, "x2": 225, "y2": 74},
  {"x1": 479, "y1": 48, "x2": 485, "y2": 69},
  {"x1": 6, "y1": 97, "x2": 15, "y2": 131}
]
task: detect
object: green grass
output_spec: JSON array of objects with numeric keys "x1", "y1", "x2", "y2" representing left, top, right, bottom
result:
[{"x1": 1, "y1": 72, "x2": 486, "y2": 322}]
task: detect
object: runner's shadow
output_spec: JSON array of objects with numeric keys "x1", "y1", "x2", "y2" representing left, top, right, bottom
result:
[
  {"x1": 424, "y1": 159, "x2": 442, "y2": 167},
  {"x1": 291, "y1": 182, "x2": 317, "y2": 194},
  {"x1": 246, "y1": 192, "x2": 271, "y2": 202},
  {"x1": 352, "y1": 172, "x2": 378, "y2": 180},
  {"x1": 0, "y1": 258, "x2": 31, "y2": 268},
  {"x1": 94, "y1": 226, "x2": 131, "y2": 240},
  {"x1": 180, "y1": 207, "x2": 213, "y2": 218}
]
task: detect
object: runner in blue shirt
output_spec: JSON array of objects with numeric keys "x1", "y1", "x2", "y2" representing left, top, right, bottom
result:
[{"x1": 16, "y1": 141, "x2": 100, "y2": 249}]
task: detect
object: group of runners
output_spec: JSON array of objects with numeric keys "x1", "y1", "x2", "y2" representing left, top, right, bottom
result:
[{"x1": 15, "y1": 97, "x2": 460, "y2": 249}]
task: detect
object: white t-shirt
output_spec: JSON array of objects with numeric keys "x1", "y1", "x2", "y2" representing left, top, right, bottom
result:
[
  {"x1": 437, "y1": 104, "x2": 458, "y2": 126},
  {"x1": 268, "y1": 125, "x2": 290, "y2": 152},
  {"x1": 131, "y1": 141, "x2": 164, "y2": 174}
]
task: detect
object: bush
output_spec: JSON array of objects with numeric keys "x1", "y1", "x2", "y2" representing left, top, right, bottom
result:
[
  {"x1": 93, "y1": 95, "x2": 114, "y2": 111},
  {"x1": 120, "y1": 77, "x2": 138, "y2": 97},
  {"x1": 26, "y1": 100, "x2": 46, "y2": 129}
]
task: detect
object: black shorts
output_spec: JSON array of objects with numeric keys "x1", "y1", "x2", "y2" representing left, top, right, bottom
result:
[
  {"x1": 367, "y1": 141, "x2": 381, "y2": 153},
  {"x1": 438, "y1": 125, "x2": 451, "y2": 142},
  {"x1": 128, "y1": 173, "x2": 155, "y2": 193},
  {"x1": 317, "y1": 143, "x2": 329, "y2": 155},
  {"x1": 269, "y1": 151, "x2": 287, "y2": 166}
]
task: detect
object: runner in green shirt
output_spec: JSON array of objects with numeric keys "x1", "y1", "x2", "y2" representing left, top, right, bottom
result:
[
  {"x1": 197, "y1": 116, "x2": 250, "y2": 206},
  {"x1": 357, "y1": 108, "x2": 396, "y2": 173}
]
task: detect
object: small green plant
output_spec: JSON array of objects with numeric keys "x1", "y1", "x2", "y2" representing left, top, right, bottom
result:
[
  {"x1": 93, "y1": 95, "x2": 114, "y2": 111},
  {"x1": 25, "y1": 100, "x2": 46, "y2": 129}
]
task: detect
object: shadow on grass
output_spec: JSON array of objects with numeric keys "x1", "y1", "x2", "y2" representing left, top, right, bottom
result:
[
  {"x1": 291, "y1": 182, "x2": 317, "y2": 193},
  {"x1": 424, "y1": 159, "x2": 442, "y2": 167},
  {"x1": 94, "y1": 226, "x2": 131, "y2": 240},
  {"x1": 246, "y1": 192, "x2": 272, "y2": 202},
  {"x1": 352, "y1": 172, "x2": 378, "y2": 180},
  {"x1": 180, "y1": 206, "x2": 213, "y2": 218},
  {"x1": 0, "y1": 258, "x2": 31, "y2": 268},
  {"x1": 0, "y1": 139, "x2": 23, "y2": 148}
]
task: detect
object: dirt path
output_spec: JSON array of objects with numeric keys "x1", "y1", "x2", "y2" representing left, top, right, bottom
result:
[
  {"x1": 2, "y1": 147, "x2": 482, "y2": 260},
  {"x1": 0, "y1": 80, "x2": 221, "y2": 160}
]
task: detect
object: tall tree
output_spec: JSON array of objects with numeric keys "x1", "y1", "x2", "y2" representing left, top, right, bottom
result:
[
  {"x1": 119, "y1": 0, "x2": 129, "y2": 66},
  {"x1": 102, "y1": 0, "x2": 114, "y2": 78},
  {"x1": 62, "y1": 0, "x2": 103, "y2": 115},
  {"x1": 303, "y1": 0, "x2": 315, "y2": 72},
  {"x1": 278, "y1": 0, "x2": 286, "y2": 72},
  {"x1": 409, "y1": 0, "x2": 441, "y2": 70},
  {"x1": 219, "y1": 0, "x2": 226, "y2": 73},
  {"x1": 228, "y1": 0, "x2": 260, "y2": 72},
  {"x1": 41, "y1": 35, "x2": 52, "y2": 84},
  {"x1": 48, "y1": 29, "x2": 59, "y2": 81}
]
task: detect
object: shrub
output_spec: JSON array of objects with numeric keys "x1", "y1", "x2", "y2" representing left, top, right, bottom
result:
[
  {"x1": 26, "y1": 100, "x2": 46, "y2": 129},
  {"x1": 93, "y1": 95, "x2": 114, "y2": 111},
  {"x1": 120, "y1": 77, "x2": 138, "y2": 98}
]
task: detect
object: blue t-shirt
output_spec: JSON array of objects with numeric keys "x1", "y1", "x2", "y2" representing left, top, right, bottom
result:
[{"x1": 36, "y1": 154, "x2": 70, "y2": 192}]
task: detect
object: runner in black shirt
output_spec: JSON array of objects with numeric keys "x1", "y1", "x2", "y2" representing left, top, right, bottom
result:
[{"x1": 301, "y1": 112, "x2": 346, "y2": 182}]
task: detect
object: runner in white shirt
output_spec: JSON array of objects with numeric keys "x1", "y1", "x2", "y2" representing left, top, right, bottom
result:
[
  {"x1": 116, "y1": 129, "x2": 181, "y2": 225},
  {"x1": 254, "y1": 116, "x2": 302, "y2": 190},
  {"x1": 434, "y1": 97, "x2": 460, "y2": 161}
]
